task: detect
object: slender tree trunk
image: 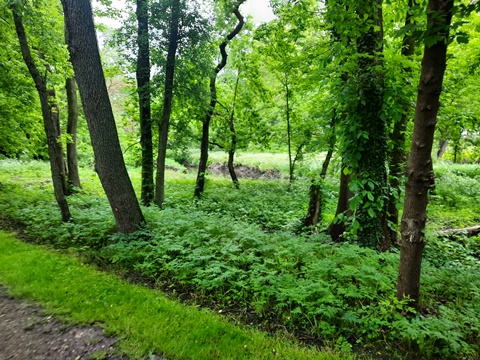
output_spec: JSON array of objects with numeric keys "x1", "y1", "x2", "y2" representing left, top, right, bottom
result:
[
  {"x1": 155, "y1": 0, "x2": 180, "y2": 207},
  {"x1": 227, "y1": 74, "x2": 240, "y2": 189},
  {"x1": 65, "y1": 77, "x2": 81, "y2": 188},
  {"x1": 62, "y1": 0, "x2": 145, "y2": 233},
  {"x1": 194, "y1": 6, "x2": 245, "y2": 197},
  {"x1": 136, "y1": 0, "x2": 154, "y2": 205},
  {"x1": 11, "y1": 7, "x2": 71, "y2": 222},
  {"x1": 303, "y1": 113, "x2": 336, "y2": 228},
  {"x1": 397, "y1": 0, "x2": 453, "y2": 305},
  {"x1": 285, "y1": 74, "x2": 294, "y2": 184},
  {"x1": 386, "y1": 0, "x2": 417, "y2": 247},
  {"x1": 437, "y1": 139, "x2": 448, "y2": 158},
  {"x1": 327, "y1": 165, "x2": 353, "y2": 241}
]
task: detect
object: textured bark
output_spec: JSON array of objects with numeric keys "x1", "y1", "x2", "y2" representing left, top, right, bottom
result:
[
  {"x1": 136, "y1": 0, "x2": 154, "y2": 205},
  {"x1": 155, "y1": 0, "x2": 180, "y2": 207},
  {"x1": 194, "y1": 6, "x2": 244, "y2": 197},
  {"x1": 65, "y1": 77, "x2": 81, "y2": 188},
  {"x1": 62, "y1": 0, "x2": 145, "y2": 233},
  {"x1": 11, "y1": 7, "x2": 71, "y2": 222},
  {"x1": 386, "y1": 0, "x2": 417, "y2": 248},
  {"x1": 397, "y1": 0, "x2": 453, "y2": 304},
  {"x1": 354, "y1": 0, "x2": 388, "y2": 250}
]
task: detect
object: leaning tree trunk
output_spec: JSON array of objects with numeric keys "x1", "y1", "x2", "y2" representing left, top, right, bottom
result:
[
  {"x1": 386, "y1": 0, "x2": 417, "y2": 247},
  {"x1": 227, "y1": 73, "x2": 241, "y2": 189},
  {"x1": 62, "y1": 0, "x2": 145, "y2": 233},
  {"x1": 11, "y1": 7, "x2": 71, "y2": 222},
  {"x1": 136, "y1": 0, "x2": 154, "y2": 205},
  {"x1": 194, "y1": 6, "x2": 245, "y2": 197},
  {"x1": 303, "y1": 113, "x2": 336, "y2": 228},
  {"x1": 155, "y1": 0, "x2": 180, "y2": 207},
  {"x1": 65, "y1": 77, "x2": 81, "y2": 188},
  {"x1": 396, "y1": 0, "x2": 453, "y2": 305}
]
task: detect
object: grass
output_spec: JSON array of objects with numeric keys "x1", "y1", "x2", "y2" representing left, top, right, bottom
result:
[{"x1": 0, "y1": 231, "x2": 343, "y2": 360}]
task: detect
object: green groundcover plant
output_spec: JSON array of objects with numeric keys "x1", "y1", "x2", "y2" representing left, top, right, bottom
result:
[{"x1": 0, "y1": 159, "x2": 479, "y2": 358}]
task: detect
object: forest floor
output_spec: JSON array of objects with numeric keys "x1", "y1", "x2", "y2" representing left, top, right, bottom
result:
[{"x1": 0, "y1": 286, "x2": 127, "y2": 360}]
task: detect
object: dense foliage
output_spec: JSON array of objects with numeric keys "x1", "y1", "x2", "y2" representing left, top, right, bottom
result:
[{"x1": 1, "y1": 159, "x2": 479, "y2": 358}]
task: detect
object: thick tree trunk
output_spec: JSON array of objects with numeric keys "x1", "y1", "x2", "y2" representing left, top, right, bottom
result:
[
  {"x1": 11, "y1": 7, "x2": 71, "y2": 222},
  {"x1": 354, "y1": 0, "x2": 388, "y2": 250},
  {"x1": 155, "y1": 0, "x2": 180, "y2": 207},
  {"x1": 397, "y1": 0, "x2": 453, "y2": 305},
  {"x1": 65, "y1": 77, "x2": 81, "y2": 188},
  {"x1": 195, "y1": 7, "x2": 244, "y2": 197},
  {"x1": 386, "y1": 0, "x2": 417, "y2": 247},
  {"x1": 62, "y1": 0, "x2": 145, "y2": 233},
  {"x1": 136, "y1": 0, "x2": 154, "y2": 205}
]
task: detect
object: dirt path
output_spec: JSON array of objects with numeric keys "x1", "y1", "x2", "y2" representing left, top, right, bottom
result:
[{"x1": 0, "y1": 286, "x2": 126, "y2": 360}]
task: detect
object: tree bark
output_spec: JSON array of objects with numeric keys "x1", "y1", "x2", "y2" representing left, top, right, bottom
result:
[
  {"x1": 155, "y1": 0, "x2": 180, "y2": 207},
  {"x1": 65, "y1": 77, "x2": 81, "y2": 188},
  {"x1": 136, "y1": 0, "x2": 154, "y2": 205},
  {"x1": 194, "y1": 6, "x2": 245, "y2": 197},
  {"x1": 303, "y1": 113, "x2": 336, "y2": 228},
  {"x1": 397, "y1": 0, "x2": 453, "y2": 305},
  {"x1": 327, "y1": 165, "x2": 353, "y2": 241},
  {"x1": 437, "y1": 139, "x2": 448, "y2": 158},
  {"x1": 227, "y1": 73, "x2": 240, "y2": 189},
  {"x1": 386, "y1": 0, "x2": 417, "y2": 248},
  {"x1": 11, "y1": 7, "x2": 71, "y2": 222},
  {"x1": 62, "y1": 0, "x2": 145, "y2": 233}
]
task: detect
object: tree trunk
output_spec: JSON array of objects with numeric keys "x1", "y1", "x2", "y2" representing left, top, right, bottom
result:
[
  {"x1": 65, "y1": 77, "x2": 81, "y2": 188},
  {"x1": 285, "y1": 73, "x2": 294, "y2": 184},
  {"x1": 155, "y1": 0, "x2": 180, "y2": 207},
  {"x1": 227, "y1": 74, "x2": 240, "y2": 189},
  {"x1": 437, "y1": 139, "x2": 448, "y2": 158},
  {"x1": 397, "y1": 0, "x2": 453, "y2": 305},
  {"x1": 386, "y1": 0, "x2": 417, "y2": 247},
  {"x1": 303, "y1": 113, "x2": 336, "y2": 228},
  {"x1": 194, "y1": 6, "x2": 245, "y2": 197},
  {"x1": 136, "y1": 0, "x2": 154, "y2": 205},
  {"x1": 62, "y1": 0, "x2": 145, "y2": 233},
  {"x1": 11, "y1": 7, "x2": 71, "y2": 222},
  {"x1": 354, "y1": 0, "x2": 388, "y2": 250},
  {"x1": 327, "y1": 165, "x2": 353, "y2": 241}
]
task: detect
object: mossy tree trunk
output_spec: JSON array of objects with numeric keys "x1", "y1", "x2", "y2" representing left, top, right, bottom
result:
[
  {"x1": 11, "y1": 6, "x2": 71, "y2": 222},
  {"x1": 136, "y1": 0, "x2": 154, "y2": 205}
]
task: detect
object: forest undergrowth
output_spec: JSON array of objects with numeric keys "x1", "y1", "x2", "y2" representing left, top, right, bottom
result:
[{"x1": 0, "y1": 159, "x2": 479, "y2": 359}]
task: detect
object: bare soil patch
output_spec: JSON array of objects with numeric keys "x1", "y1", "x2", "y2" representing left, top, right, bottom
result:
[{"x1": 0, "y1": 287, "x2": 127, "y2": 360}]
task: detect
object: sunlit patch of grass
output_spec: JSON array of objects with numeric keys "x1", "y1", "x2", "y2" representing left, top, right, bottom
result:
[{"x1": 0, "y1": 231, "x2": 342, "y2": 360}]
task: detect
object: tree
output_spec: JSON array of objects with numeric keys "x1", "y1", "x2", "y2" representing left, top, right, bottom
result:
[
  {"x1": 194, "y1": 1, "x2": 245, "y2": 197},
  {"x1": 62, "y1": 0, "x2": 146, "y2": 233},
  {"x1": 397, "y1": 0, "x2": 454, "y2": 304},
  {"x1": 136, "y1": 0, "x2": 154, "y2": 205},
  {"x1": 155, "y1": 0, "x2": 180, "y2": 207},
  {"x1": 10, "y1": 2, "x2": 71, "y2": 222}
]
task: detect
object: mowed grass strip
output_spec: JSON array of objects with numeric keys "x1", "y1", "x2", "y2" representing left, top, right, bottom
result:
[{"x1": 0, "y1": 231, "x2": 344, "y2": 360}]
